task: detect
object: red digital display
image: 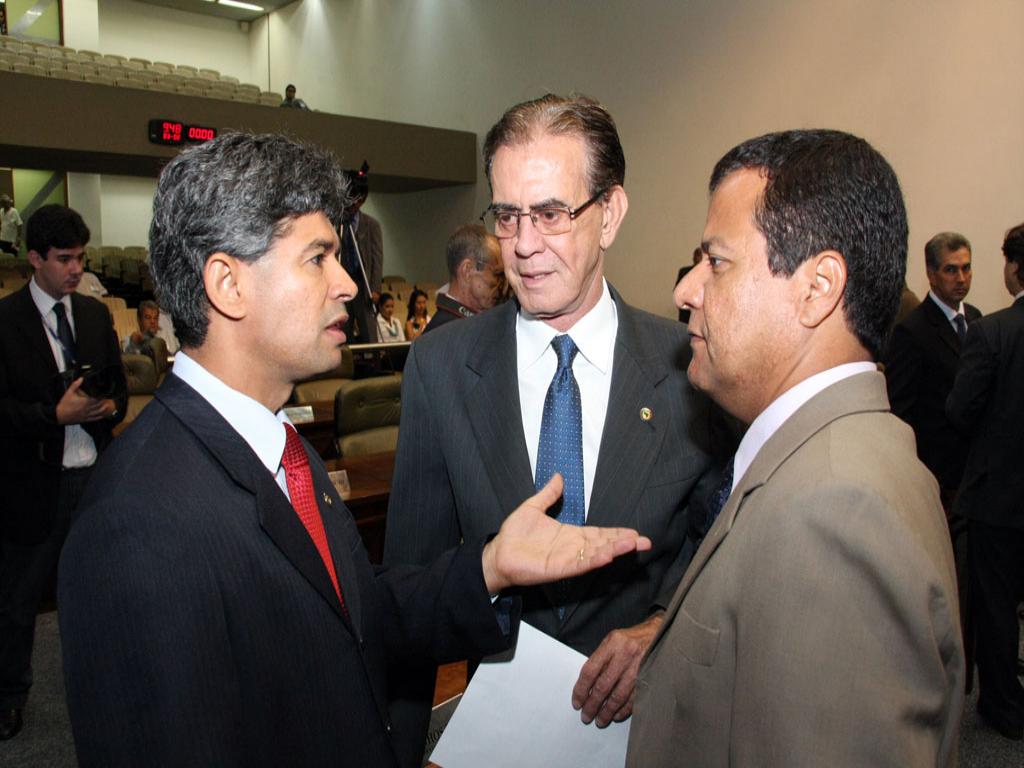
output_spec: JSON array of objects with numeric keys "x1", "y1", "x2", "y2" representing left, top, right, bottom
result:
[
  {"x1": 162, "y1": 121, "x2": 183, "y2": 143},
  {"x1": 187, "y1": 125, "x2": 216, "y2": 142},
  {"x1": 148, "y1": 119, "x2": 218, "y2": 146}
]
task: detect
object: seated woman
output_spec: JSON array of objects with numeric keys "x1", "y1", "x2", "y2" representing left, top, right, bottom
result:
[
  {"x1": 405, "y1": 289, "x2": 431, "y2": 342},
  {"x1": 376, "y1": 292, "x2": 406, "y2": 343}
]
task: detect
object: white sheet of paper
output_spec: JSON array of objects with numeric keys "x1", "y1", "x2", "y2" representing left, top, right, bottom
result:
[{"x1": 430, "y1": 621, "x2": 629, "y2": 768}]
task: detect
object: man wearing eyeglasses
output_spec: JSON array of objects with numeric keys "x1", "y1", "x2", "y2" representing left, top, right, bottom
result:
[{"x1": 384, "y1": 94, "x2": 719, "y2": 764}]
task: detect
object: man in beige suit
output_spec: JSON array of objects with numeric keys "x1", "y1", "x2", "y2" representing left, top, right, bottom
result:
[{"x1": 626, "y1": 130, "x2": 965, "y2": 767}]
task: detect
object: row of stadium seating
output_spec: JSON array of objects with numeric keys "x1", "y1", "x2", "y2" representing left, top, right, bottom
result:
[{"x1": 0, "y1": 36, "x2": 282, "y2": 105}]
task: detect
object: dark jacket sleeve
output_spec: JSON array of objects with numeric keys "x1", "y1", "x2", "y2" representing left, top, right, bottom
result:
[
  {"x1": 946, "y1": 320, "x2": 995, "y2": 435},
  {"x1": 883, "y1": 322, "x2": 922, "y2": 422}
]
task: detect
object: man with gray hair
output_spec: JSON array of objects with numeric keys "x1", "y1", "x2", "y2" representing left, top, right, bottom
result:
[
  {"x1": 884, "y1": 231, "x2": 981, "y2": 656},
  {"x1": 57, "y1": 132, "x2": 652, "y2": 767},
  {"x1": 885, "y1": 231, "x2": 982, "y2": 502},
  {"x1": 385, "y1": 93, "x2": 719, "y2": 764},
  {"x1": 424, "y1": 224, "x2": 503, "y2": 334}
]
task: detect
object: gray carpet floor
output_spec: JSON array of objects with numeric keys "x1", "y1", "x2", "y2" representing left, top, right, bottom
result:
[{"x1": 1, "y1": 610, "x2": 1022, "y2": 766}]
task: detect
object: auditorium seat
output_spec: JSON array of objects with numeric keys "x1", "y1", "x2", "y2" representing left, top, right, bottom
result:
[
  {"x1": 260, "y1": 92, "x2": 282, "y2": 106},
  {"x1": 197, "y1": 68, "x2": 220, "y2": 80},
  {"x1": 99, "y1": 296, "x2": 128, "y2": 313},
  {"x1": 148, "y1": 61, "x2": 174, "y2": 74},
  {"x1": 334, "y1": 375, "x2": 402, "y2": 458},
  {"x1": 13, "y1": 63, "x2": 47, "y2": 77}
]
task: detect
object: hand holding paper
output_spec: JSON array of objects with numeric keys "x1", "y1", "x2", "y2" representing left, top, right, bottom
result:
[{"x1": 481, "y1": 474, "x2": 652, "y2": 594}]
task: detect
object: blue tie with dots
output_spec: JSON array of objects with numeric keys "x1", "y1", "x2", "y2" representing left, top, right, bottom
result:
[{"x1": 535, "y1": 334, "x2": 585, "y2": 527}]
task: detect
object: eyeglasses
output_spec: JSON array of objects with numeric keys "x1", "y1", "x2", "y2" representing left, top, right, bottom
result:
[{"x1": 480, "y1": 189, "x2": 607, "y2": 239}]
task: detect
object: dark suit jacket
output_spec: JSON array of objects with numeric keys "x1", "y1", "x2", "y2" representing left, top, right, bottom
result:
[
  {"x1": 947, "y1": 296, "x2": 1024, "y2": 528},
  {"x1": 0, "y1": 284, "x2": 125, "y2": 543},
  {"x1": 58, "y1": 374, "x2": 514, "y2": 768},
  {"x1": 356, "y1": 211, "x2": 383, "y2": 294},
  {"x1": 883, "y1": 294, "x2": 981, "y2": 489},
  {"x1": 628, "y1": 373, "x2": 963, "y2": 767},
  {"x1": 386, "y1": 287, "x2": 716, "y2": 648}
]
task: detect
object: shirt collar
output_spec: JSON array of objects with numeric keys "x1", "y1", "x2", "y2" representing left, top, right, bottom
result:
[
  {"x1": 927, "y1": 289, "x2": 963, "y2": 321},
  {"x1": 516, "y1": 278, "x2": 617, "y2": 373},
  {"x1": 171, "y1": 351, "x2": 291, "y2": 478},
  {"x1": 732, "y1": 361, "x2": 877, "y2": 492},
  {"x1": 29, "y1": 276, "x2": 71, "y2": 320}
]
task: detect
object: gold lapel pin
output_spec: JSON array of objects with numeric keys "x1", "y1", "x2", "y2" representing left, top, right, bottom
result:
[
  {"x1": 640, "y1": 407, "x2": 653, "y2": 422},
  {"x1": 322, "y1": 492, "x2": 333, "y2": 506}
]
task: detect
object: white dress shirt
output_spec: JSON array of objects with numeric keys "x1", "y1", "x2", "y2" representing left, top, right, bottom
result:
[
  {"x1": 731, "y1": 362, "x2": 877, "y2": 493},
  {"x1": 517, "y1": 278, "x2": 617, "y2": 518},
  {"x1": 29, "y1": 277, "x2": 97, "y2": 469},
  {"x1": 172, "y1": 352, "x2": 294, "y2": 500}
]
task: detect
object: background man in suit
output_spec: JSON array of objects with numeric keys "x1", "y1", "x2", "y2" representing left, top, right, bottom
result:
[
  {"x1": 947, "y1": 223, "x2": 1024, "y2": 741},
  {"x1": 627, "y1": 130, "x2": 964, "y2": 767},
  {"x1": 384, "y1": 93, "x2": 718, "y2": 764},
  {"x1": 341, "y1": 163, "x2": 383, "y2": 343},
  {"x1": 424, "y1": 224, "x2": 503, "y2": 334},
  {"x1": 57, "y1": 133, "x2": 650, "y2": 767},
  {"x1": 0, "y1": 204, "x2": 125, "y2": 741},
  {"x1": 884, "y1": 231, "x2": 980, "y2": 658},
  {"x1": 885, "y1": 231, "x2": 981, "y2": 502}
]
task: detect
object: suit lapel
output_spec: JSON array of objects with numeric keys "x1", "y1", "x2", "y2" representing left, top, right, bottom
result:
[
  {"x1": 923, "y1": 294, "x2": 961, "y2": 355},
  {"x1": 649, "y1": 372, "x2": 891, "y2": 652},
  {"x1": 587, "y1": 295, "x2": 671, "y2": 527},
  {"x1": 11, "y1": 285, "x2": 59, "y2": 376},
  {"x1": 464, "y1": 302, "x2": 536, "y2": 525},
  {"x1": 155, "y1": 376, "x2": 353, "y2": 629}
]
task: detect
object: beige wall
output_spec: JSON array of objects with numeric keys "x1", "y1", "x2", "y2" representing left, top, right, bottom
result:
[
  {"x1": 97, "y1": 0, "x2": 252, "y2": 83},
  {"x1": 88, "y1": 0, "x2": 1024, "y2": 314}
]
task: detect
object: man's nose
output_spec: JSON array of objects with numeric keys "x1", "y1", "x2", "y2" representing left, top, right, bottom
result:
[
  {"x1": 514, "y1": 214, "x2": 544, "y2": 257},
  {"x1": 675, "y1": 261, "x2": 707, "y2": 312},
  {"x1": 328, "y1": 255, "x2": 358, "y2": 301}
]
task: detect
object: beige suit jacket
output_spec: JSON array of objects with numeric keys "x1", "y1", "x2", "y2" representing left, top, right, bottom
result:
[{"x1": 627, "y1": 372, "x2": 964, "y2": 767}]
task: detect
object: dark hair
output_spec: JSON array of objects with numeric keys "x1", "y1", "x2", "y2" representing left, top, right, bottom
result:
[
  {"x1": 482, "y1": 93, "x2": 625, "y2": 197},
  {"x1": 149, "y1": 132, "x2": 349, "y2": 348},
  {"x1": 378, "y1": 292, "x2": 394, "y2": 306},
  {"x1": 709, "y1": 129, "x2": 907, "y2": 359},
  {"x1": 924, "y1": 232, "x2": 971, "y2": 271},
  {"x1": 286, "y1": 84, "x2": 296, "y2": 91},
  {"x1": 137, "y1": 299, "x2": 159, "y2": 320},
  {"x1": 26, "y1": 204, "x2": 90, "y2": 257},
  {"x1": 446, "y1": 224, "x2": 497, "y2": 278},
  {"x1": 407, "y1": 289, "x2": 428, "y2": 320},
  {"x1": 1003, "y1": 223, "x2": 1024, "y2": 272}
]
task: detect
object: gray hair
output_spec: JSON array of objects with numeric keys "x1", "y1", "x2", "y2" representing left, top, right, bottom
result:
[
  {"x1": 924, "y1": 232, "x2": 971, "y2": 271},
  {"x1": 149, "y1": 133, "x2": 350, "y2": 348},
  {"x1": 445, "y1": 224, "x2": 498, "y2": 278}
]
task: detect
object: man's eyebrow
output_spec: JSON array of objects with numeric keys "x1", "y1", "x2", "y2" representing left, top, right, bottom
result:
[
  {"x1": 490, "y1": 197, "x2": 571, "y2": 211},
  {"x1": 701, "y1": 236, "x2": 731, "y2": 254},
  {"x1": 304, "y1": 238, "x2": 337, "y2": 252}
]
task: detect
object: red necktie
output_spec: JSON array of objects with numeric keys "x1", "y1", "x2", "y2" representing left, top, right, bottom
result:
[{"x1": 282, "y1": 424, "x2": 347, "y2": 615}]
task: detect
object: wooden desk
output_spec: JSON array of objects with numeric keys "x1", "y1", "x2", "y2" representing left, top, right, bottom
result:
[{"x1": 327, "y1": 451, "x2": 395, "y2": 564}]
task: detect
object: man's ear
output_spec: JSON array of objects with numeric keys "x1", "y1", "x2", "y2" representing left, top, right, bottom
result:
[
  {"x1": 203, "y1": 252, "x2": 247, "y2": 321},
  {"x1": 796, "y1": 250, "x2": 846, "y2": 328},
  {"x1": 457, "y1": 257, "x2": 475, "y2": 283},
  {"x1": 598, "y1": 185, "x2": 629, "y2": 251},
  {"x1": 27, "y1": 250, "x2": 43, "y2": 270}
]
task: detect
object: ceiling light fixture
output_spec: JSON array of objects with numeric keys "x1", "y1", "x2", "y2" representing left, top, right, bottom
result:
[{"x1": 218, "y1": 0, "x2": 265, "y2": 11}]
